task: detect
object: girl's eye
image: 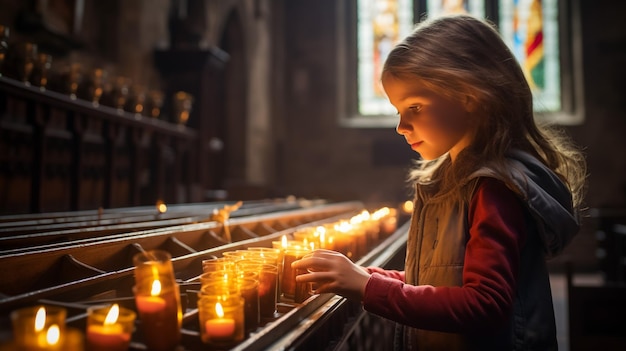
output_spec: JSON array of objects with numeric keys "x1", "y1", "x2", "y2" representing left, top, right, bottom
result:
[{"x1": 409, "y1": 105, "x2": 422, "y2": 113}]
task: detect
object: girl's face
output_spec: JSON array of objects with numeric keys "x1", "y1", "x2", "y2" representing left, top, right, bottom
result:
[{"x1": 382, "y1": 75, "x2": 475, "y2": 161}]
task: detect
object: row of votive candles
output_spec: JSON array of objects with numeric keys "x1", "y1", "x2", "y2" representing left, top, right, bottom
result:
[
  {"x1": 5, "y1": 249, "x2": 182, "y2": 351},
  {"x1": 285, "y1": 207, "x2": 398, "y2": 261},
  {"x1": 194, "y1": 206, "x2": 399, "y2": 345},
  {"x1": 4, "y1": 207, "x2": 398, "y2": 350}
]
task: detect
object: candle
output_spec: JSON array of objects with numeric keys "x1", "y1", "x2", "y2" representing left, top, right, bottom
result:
[
  {"x1": 133, "y1": 283, "x2": 181, "y2": 351},
  {"x1": 86, "y1": 304, "x2": 135, "y2": 351},
  {"x1": 86, "y1": 325, "x2": 129, "y2": 350},
  {"x1": 10, "y1": 305, "x2": 67, "y2": 350},
  {"x1": 198, "y1": 294, "x2": 244, "y2": 345},
  {"x1": 205, "y1": 302, "x2": 235, "y2": 340},
  {"x1": 136, "y1": 279, "x2": 167, "y2": 312},
  {"x1": 135, "y1": 295, "x2": 167, "y2": 313},
  {"x1": 238, "y1": 278, "x2": 260, "y2": 332},
  {"x1": 281, "y1": 248, "x2": 309, "y2": 300}
]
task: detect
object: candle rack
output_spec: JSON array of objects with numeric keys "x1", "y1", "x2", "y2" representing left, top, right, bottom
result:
[{"x1": 0, "y1": 200, "x2": 407, "y2": 350}]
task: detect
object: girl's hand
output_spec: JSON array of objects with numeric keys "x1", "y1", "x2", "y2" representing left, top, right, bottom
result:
[{"x1": 291, "y1": 249, "x2": 371, "y2": 301}]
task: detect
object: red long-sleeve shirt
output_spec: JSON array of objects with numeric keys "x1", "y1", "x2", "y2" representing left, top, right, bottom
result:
[{"x1": 363, "y1": 178, "x2": 527, "y2": 333}]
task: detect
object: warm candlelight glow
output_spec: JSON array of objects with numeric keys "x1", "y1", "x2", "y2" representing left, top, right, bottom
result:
[
  {"x1": 35, "y1": 307, "x2": 46, "y2": 332},
  {"x1": 87, "y1": 303, "x2": 135, "y2": 351},
  {"x1": 372, "y1": 207, "x2": 390, "y2": 220},
  {"x1": 281, "y1": 235, "x2": 288, "y2": 248},
  {"x1": 104, "y1": 304, "x2": 119, "y2": 325},
  {"x1": 156, "y1": 200, "x2": 167, "y2": 213},
  {"x1": 46, "y1": 324, "x2": 60, "y2": 345},
  {"x1": 318, "y1": 227, "x2": 325, "y2": 246},
  {"x1": 203, "y1": 301, "x2": 236, "y2": 341},
  {"x1": 151, "y1": 279, "x2": 162, "y2": 296},
  {"x1": 215, "y1": 302, "x2": 224, "y2": 318},
  {"x1": 402, "y1": 200, "x2": 414, "y2": 213}
]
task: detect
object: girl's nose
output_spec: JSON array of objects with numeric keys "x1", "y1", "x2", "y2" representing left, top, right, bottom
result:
[{"x1": 396, "y1": 117, "x2": 410, "y2": 136}]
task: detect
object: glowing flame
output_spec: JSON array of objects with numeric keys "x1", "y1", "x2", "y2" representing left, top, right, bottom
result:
[
  {"x1": 402, "y1": 200, "x2": 414, "y2": 213},
  {"x1": 104, "y1": 304, "x2": 120, "y2": 325},
  {"x1": 215, "y1": 302, "x2": 224, "y2": 318},
  {"x1": 35, "y1": 307, "x2": 46, "y2": 332},
  {"x1": 46, "y1": 324, "x2": 60, "y2": 345},
  {"x1": 151, "y1": 279, "x2": 162, "y2": 296},
  {"x1": 156, "y1": 200, "x2": 167, "y2": 214},
  {"x1": 281, "y1": 235, "x2": 288, "y2": 249},
  {"x1": 372, "y1": 207, "x2": 390, "y2": 220}
]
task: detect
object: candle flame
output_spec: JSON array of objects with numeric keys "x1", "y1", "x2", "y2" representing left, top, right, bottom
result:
[
  {"x1": 215, "y1": 302, "x2": 224, "y2": 318},
  {"x1": 281, "y1": 235, "x2": 288, "y2": 248},
  {"x1": 46, "y1": 324, "x2": 60, "y2": 345},
  {"x1": 151, "y1": 279, "x2": 162, "y2": 296},
  {"x1": 156, "y1": 200, "x2": 167, "y2": 214},
  {"x1": 402, "y1": 200, "x2": 414, "y2": 213},
  {"x1": 35, "y1": 307, "x2": 46, "y2": 332},
  {"x1": 104, "y1": 304, "x2": 120, "y2": 325}
]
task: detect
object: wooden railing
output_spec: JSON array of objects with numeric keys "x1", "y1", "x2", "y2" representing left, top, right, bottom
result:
[{"x1": 0, "y1": 75, "x2": 198, "y2": 214}]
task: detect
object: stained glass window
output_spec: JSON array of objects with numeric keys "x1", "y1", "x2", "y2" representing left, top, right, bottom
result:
[
  {"x1": 499, "y1": 0, "x2": 561, "y2": 112},
  {"x1": 354, "y1": 0, "x2": 572, "y2": 121},
  {"x1": 426, "y1": 0, "x2": 485, "y2": 18},
  {"x1": 357, "y1": 0, "x2": 413, "y2": 116}
]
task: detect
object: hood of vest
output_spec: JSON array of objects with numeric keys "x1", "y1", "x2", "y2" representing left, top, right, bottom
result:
[{"x1": 468, "y1": 149, "x2": 580, "y2": 257}]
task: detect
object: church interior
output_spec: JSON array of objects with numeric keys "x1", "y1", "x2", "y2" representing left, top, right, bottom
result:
[{"x1": 0, "y1": 0, "x2": 625, "y2": 350}]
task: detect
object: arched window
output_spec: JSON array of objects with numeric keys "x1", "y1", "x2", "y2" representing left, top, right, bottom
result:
[{"x1": 338, "y1": 0, "x2": 584, "y2": 127}]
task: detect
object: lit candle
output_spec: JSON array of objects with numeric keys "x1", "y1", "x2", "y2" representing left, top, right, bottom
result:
[
  {"x1": 10, "y1": 306, "x2": 67, "y2": 350},
  {"x1": 205, "y1": 302, "x2": 235, "y2": 340},
  {"x1": 135, "y1": 279, "x2": 167, "y2": 313},
  {"x1": 86, "y1": 304, "x2": 134, "y2": 351},
  {"x1": 281, "y1": 248, "x2": 309, "y2": 299},
  {"x1": 133, "y1": 250, "x2": 182, "y2": 351},
  {"x1": 44, "y1": 324, "x2": 60, "y2": 348},
  {"x1": 198, "y1": 295, "x2": 244, "y2": 345}
]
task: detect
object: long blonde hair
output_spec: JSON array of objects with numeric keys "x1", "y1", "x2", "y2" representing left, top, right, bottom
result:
[{"x1": 382, "y1": 15, "x2": 586, "y2": 208}]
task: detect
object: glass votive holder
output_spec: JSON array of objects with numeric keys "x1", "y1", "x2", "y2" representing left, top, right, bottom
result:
[
  {"x1": 294, "y1": 267, "x2": 314, "y2": 303},
  {"x1": 202, "y1": 257, "x2": 235, "y2": 273},
  {"x1": 221, "y1": 250, "x2": 247, "y2": 262},
  {"x1": 200, "y1": 280, "x2": 239, "y2": 297},
  {"x1": 380, "y1": 207, "x2": 398, "y2": 236},
  {"x1": 133, "y1": 279, "x2": 182, "y2": 351},
  {"x1": 86, "y1": 304, "x2": 135, "y2": 351},
  {"x1": 200, "y1": 270, "x2": 257, "y2": 287},
  {"x1": 242, "y1": 249, "x2": 279, "y2": 262},
  {"x1": 293, "y1": 228, "x2": 320, "y2": 249},
  {"x1": 11, "y1": 305, "x2": 67, "y2": 350},
  {"x1": 272, "y1": 240, "x2": 308, "y2": 250},
  {"x1": 281, "y1": 248, "x2": 310, "y2": 300},
  {"x1": 256, "y1": 264, "x2": 278, "y2": 318},
  {"x1": 133, "y1": 250, "x2": 177, "y2": 286},
  {"x1": 237, "y1": 278, "x2": 260, "y2": 332},
  {"x1": 236, "y1": 262, "x2": 278, "y2": 318},
  {"x1": 246, "y1": 247, "x2": 280, "y2": 255},
  {"x1": 62, "y1": 328, "x2": 84, "y2": 351},
  {"x1": 198, "y1": 294, "x2": 245, "y2": 346}
]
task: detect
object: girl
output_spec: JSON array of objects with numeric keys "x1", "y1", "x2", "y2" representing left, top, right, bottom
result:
[{"x1": 292, "y1": 14, "x2": 586, "y2": 350}]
